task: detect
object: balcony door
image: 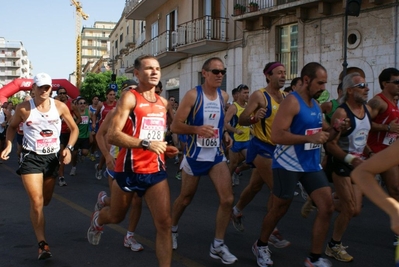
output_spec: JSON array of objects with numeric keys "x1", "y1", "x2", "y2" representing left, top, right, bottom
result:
[
  {"x1": 166, "y1": 10, "x2": 178, "y2": 50},
  {"x1": 151, "y1": 21, "x2": 159, "y2": 55}
]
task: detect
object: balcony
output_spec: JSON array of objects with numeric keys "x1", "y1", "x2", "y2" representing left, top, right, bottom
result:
[
  {"x1": 5, "y1": 51, "x2": 20, "y2": 58},
  {"x1": 125, "y1": 0, "x2": 168, "y2": 20},
  {"x1": 233, "y1": 0, "x2": 341, "y2": 25},
  {"x1": 125, "y1": 30, "x2": 187, "y2": 72},
  {"x1": 175, "y1": 16, "x2": 229, "y2": 55}
]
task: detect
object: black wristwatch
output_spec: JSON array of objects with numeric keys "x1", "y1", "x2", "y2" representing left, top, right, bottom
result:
[
  {"x1": 141, "y1": 139, "x2": 151, "y2": 150},
  {"x1": 66, "y1": 145, "x2": 74, "y2": 152}
]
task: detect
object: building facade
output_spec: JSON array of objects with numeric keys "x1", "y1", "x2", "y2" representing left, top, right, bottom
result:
[
  {"x1": 81, "y1": 21, "x2": 116, "y2": 78},
  {"x1": 121, "y1": 0, "x2": 398, "y2": 102},
  {"x1": 0, "y1": 37, "x2": 32, "y2": 88}
]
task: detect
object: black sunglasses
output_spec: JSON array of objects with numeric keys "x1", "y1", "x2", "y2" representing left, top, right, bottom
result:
[
  {"x1": 353, "y1": 83, "x2": 368, "y2": 89},
  {"x1": 58, "y1": 92, "x2": 67, "y2": 95},
  {"x1": 386, "y1": 80, "x2": 399, "y2": 85},
  {"x1": 78, "y1": 102, "x2": 86, "y2": 105},
  {"x1": 237, "y1": 84, "x2": 248, "y2": 91},
  {"x1": 208, "y1": 69, "x2": 226, "y2": 75}
]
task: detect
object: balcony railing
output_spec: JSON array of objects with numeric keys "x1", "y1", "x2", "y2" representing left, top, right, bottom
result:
[
  {"x1": 175, "y1": 16, "x2": 228, "y2": 47},
  {"x1": 276, "y1": 51, "x2": 298, "y2": 80},
  {"x1": 234, "y1": 0, "x2": 298, "y2": 14}
]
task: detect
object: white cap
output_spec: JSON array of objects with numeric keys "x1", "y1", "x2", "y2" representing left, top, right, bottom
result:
[{"x1": 34, "y1": 73, "x2": 52, "y2": 87}]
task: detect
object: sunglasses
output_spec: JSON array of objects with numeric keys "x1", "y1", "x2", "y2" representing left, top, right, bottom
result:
[
  {"x1": 78, "y1": 102, "x2": 86, "y2": 105},
  {"x1": 237, "y1": 84, "x2": 248, "y2": 91},
  {"x1": 58, "y1": 92, "x2": 67, "y2": 95},
  {"x1": 353, "y1": 83, "x2": 368, "y2": 89},
  {"x1": 387, "y1": 80, "x2": 399, "y2": 85},
  {"x1": 39, "y1": 85, "x2": 51, "y2": 90},
  {"x1": 207, "y1": 69, "x2": 226, "y2": 75}
]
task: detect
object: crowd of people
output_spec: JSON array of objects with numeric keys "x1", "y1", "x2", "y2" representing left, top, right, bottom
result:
[{"x1": 1, "y1": 55, "x2": 399, "y2": 267}]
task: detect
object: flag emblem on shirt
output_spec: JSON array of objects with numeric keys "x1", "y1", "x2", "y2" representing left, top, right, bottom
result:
[{"x1": 209, "y1": 114, "x2": 216, "y2": 119}]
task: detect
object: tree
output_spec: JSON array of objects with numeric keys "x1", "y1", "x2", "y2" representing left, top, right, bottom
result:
[
  {"x1": 80, "y1": 71, "x2": 128, "y2": 103},
  {"x1": 8, "y1": 96, "x2": 23, "y2": 106}
]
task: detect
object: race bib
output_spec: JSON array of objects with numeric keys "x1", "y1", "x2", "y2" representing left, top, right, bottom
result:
[
  {"x1": 139, "y1": 117, "x2": 165, "y2": 141},
  {"x1": 197, "y1": 128, "x2": 220, "y2": 147},
  {"x1": 383, "y1": 132, "x2": 398, "y2": 146},
  {"x1": 36, "y1": 138, "x2": 57, "y2": 154},
  {"x1": 81, "y1": 115, "x2": 89, "y2": 124},
  {"x1": 304, "y1": 128, "x2": 322, "y2": 150}
]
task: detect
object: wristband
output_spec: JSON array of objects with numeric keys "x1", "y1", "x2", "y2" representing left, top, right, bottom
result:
[{"x1": 344, "y1": 154, "x2": 356, "y2": 165}]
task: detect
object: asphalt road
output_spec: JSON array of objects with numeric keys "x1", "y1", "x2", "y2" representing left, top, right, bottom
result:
[{"x1": 0, "y1": 153, "x2": 395, "y2": 267}]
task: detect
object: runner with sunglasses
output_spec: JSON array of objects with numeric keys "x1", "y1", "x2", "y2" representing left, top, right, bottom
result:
[
  {"x1": 367, "y1": 67, "x2": 399, "y2": 246},
  {"x1": 170, "y1": 57, "x2": 237, "y2": 264},
  {"x1": 69, "y1": 97, "x2": 90, "y2": 176}
]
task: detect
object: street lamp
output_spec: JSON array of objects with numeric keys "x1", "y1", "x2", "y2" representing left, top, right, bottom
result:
[{"x1": 342, "y1": 0, "x2": 362, "y2": 77}]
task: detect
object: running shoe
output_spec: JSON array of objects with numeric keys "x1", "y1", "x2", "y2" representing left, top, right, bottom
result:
[
  {"x1": 268, "y1": 229, "x2": 290, "y2": 248},
  {"x1": 325, "y1": 243, "x2": 353, "y2": 262},
  {"x1": 87, "y1": 210, "x2": 103, "y2": 245},
  {"x1": 94, "y1": 164, "x2": 102, "y2": 180},
  {"x1": 94, "y1": 191, "x2": 107, "y2": 212},
  {"x1": 70, "y1": 167, "x2": 76, "y2": 176},
  {"x1": 298, "y1": 182, "x2": 308, "y2": 201},
  {"x1": 304, "y1": 257, "x2": 332, "y2": 267},
  {"x1": 394, "y1": 234, "x2": 399, "y2": 246},
  {"x1": 58, "y1": 177, "x2": 67, "y2": 187},
  {"x1": 172, "y1": 232, "x2": 178, "y2": 250},
  {"x1": 38, "y1": 240, "x2": 52, "y2": 260},
  {"x1": 232, "y1": 172, "x2": 240, "y2": 186},
  {"x1": 210, "y1": 243, "x2": 238, "y2": 264},
  {"x1": 252, "y1": 241, "x2": 273, "y2": 267},
  {"x1": 301, "y1": 197, "x2": 316, "y2": 218},
  {"x1": 231, "y1": 211, "x2": 244, "y2": 232},
  {"x1": 124, "y1": 235, "x2": 144, "y2": 251},
  {"x1": 95, "y1": 151, "x2": 100, "y2": 158},
  {"x1": 175, "y1": 171, "x2": 182, "y2": 180}
]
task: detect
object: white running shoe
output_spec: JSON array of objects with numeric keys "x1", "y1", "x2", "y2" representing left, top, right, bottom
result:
[
  {"x1": 94, "y1": 191, "x2": 107, "y2": 212},
  {"x1": 304, "y1": 257, "x2": 332, "y2": 267},
  {"x1": 94, "y1": 164, "x2": 102, "y2": 180},
  {"x1": 124, "y1": 235, "x2": 144, "y2": 251},
  {"x1": 87, "y1": 211, "x2": 103, "y2": 245},
  {"x1": 70, "y1": 167, "x2": 76, "y2": 176},
  {"x1": 268, "y1": 229, "x2": 291, "y2": 248},
  {"x1": 172, "y1": 232, "x2": 178, "y2": 250},
  {"x1": 210, "y1": 243, "x2": 238, "y2": 264},
  {"x1": 252, "y1": 241, "x2": 273, "y2": 267}
]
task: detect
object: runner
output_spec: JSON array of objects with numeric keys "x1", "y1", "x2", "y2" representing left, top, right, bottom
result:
[{"x1": 0, "y1": 73, "x2": 78, "y2": 260}]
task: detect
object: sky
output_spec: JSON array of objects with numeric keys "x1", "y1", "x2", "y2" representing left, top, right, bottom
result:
[{"x1": 0, "y1": 0, "x2": 125, "y2": 79}]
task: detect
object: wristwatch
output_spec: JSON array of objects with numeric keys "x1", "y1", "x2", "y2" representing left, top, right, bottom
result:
[
  {"x1": 141, "y1": 139, "x2": 151, "y2": 150},
  {"x1": 66, "y1": 145, "x2": 74, "y2": 152}
]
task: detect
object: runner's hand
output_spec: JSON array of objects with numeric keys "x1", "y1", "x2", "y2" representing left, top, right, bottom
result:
[
  {"x1": 0, "y1": 145, "x2": 11, "y2": 160},
  {"x1": 196, "y1": 125, "x2": 215, "y2": 138},
  {"x1": 149, "y1": 141, "x2": 167, "y2": 155},
  {"x1": 62, "y1": 149, "x2": 71, "y2": 164}
]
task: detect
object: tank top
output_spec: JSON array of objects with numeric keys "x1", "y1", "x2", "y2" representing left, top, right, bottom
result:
[
  {"x1": 273, "y1": 91, "x2": 323, "y2": 172},
  {"x1": 253, "y1": 88, "x2": 286, "y2": 145},
  {"x1": 78, "y1": 109, "x2": 90, "y2": 138},
  {"x1": 233, "y1": 102, "x2": 250, "y2": 142},
  {"x1": 368, "y1": 93, "x2": 399, "y2": 152},
  {"x1": 22, "y1": 98, "x2": 61, "y2": 155},
  {"x1": 325, "y1": 99, "x2": 340, "y2": 124},
  {"x1": 337, "y1": 103, "x2": 371, "y2": 157},
  {"x1": 115, "y1": 89, "x2": 166, "y2": 174},
  {"x1": 185, "y1": 86, "x2": 225, "y2": 162},
  {"x1": 99, "y1": 101, "x2": 117, "y2": 126}
]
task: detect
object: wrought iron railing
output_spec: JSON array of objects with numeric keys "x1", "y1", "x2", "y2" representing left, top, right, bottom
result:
[{"x1": 175, "y1": 16, "x2": 228, "y2": 46}]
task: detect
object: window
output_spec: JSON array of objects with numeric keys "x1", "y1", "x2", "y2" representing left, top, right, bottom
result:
[
  {"x1": 88, "y1": 39, "x2": 93, "y2": 46},
  {"x1": 115, "y1": 40, "x2": 118, "y2": 50},
  {"x1": 120, "y1": 33, "x2": 123, "y2": 43},
  {"x1": 127, "y1": 25, "x2": 129, "y2": 35},
  {"x1": 277, "y1": 24, "x2": 298, "y2": 79}
]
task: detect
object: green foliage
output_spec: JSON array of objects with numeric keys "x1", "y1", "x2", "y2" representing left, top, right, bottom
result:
[
  {"x1": 249, "y1": 2, "x2": 259, "y2": 7},
  {"x1": 80, "y1": 71, "x2": 129, "y2": 103},
  {"x1": 234, "y1": 3, "x2": 246, "y2": 11},
  {"x1": 8, "y1": 96, "x2": 23, "y2": 105}
]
